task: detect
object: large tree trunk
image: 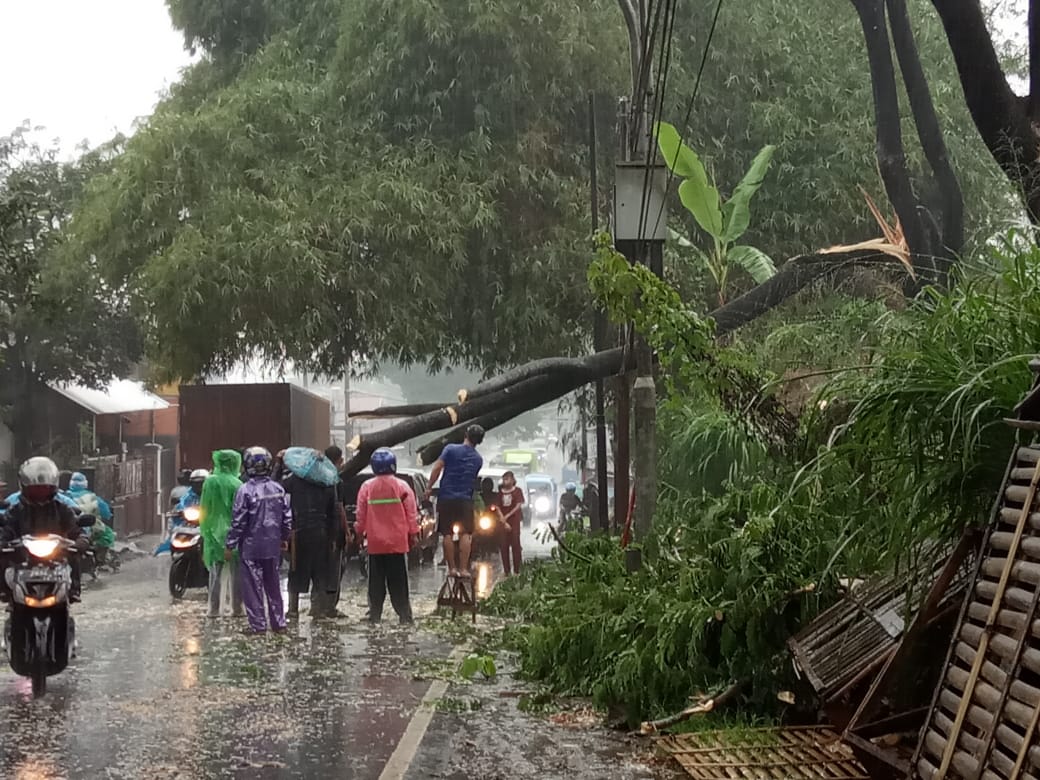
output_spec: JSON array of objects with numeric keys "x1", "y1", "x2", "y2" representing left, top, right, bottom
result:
[
  {"x1": 341, "y1": 250, "x2": 879, "y2": 477},
  {"x1": 885, "y1": 0, "x2": 963, "y2": 277},
  {"x1": 850, "y1": 0, "x2": 933, "y2": 289},
  {"x1": 930, "y1": 0, "x2": 1040, "y2": 222}
]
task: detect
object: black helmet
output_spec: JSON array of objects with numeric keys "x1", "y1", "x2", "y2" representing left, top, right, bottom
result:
[
  {"x1": 18, "y1": 457, "x2": 61, "y2": 505},
  {"x1": 465, "y1": 424, "x2": 485, "y2": 445}
]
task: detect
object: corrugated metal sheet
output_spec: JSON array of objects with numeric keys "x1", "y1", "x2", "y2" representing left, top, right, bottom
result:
[{"x1": 658, "y1": 727, "x2": 868, "y2": 779}]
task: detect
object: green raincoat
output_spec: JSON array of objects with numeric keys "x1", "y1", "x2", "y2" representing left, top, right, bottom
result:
[{"x1": 200, "y1": 449, "x2": 242, "y2": 569}]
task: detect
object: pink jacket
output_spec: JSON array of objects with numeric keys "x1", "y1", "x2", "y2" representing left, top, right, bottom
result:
[{"x1": 356, "y1": 475, "x2": 419, "y2": 555}]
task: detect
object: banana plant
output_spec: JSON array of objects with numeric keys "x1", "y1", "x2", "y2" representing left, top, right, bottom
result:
[{"x1": 655, "y1": 121, "x2": 777, "y2": 305}]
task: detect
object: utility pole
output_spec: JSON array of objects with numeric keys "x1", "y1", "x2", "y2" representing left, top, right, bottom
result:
[
  {"x1": 614, "y1": 0, "x2": 666, "y2": 541},
  {"x1": 589, "y1": 94, "x2": 611, "y2": 535}
]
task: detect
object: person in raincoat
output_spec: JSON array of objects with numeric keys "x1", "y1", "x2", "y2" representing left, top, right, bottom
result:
[
  {"x1": 282, "y1": 449, "x2": 340, "y2": 620},
  {"x1": 201, "y1": 449, "x2": 244, "y2": 618},
  {"x1": 355, "y1": 448, "x2": 417, "y2": 624},
  {"x1": 66, "y1": 472, "x2": 114, "y2": 526},
  {"x1": 227, "y1": 447, "x2": 292, "y2": 634}
]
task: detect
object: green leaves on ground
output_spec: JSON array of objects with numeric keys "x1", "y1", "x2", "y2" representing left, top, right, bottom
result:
[{"x1": 459, "y1": 653, "x2": 497, "y2": 681}]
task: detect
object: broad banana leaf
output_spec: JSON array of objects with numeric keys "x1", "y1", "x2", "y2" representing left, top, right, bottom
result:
[
  {"x1": 654, "y1": 121, "x2": 708, "y2": 186},
  {"x1": 679, "y1": 177, "x2": 724, "y2": 238},
  {"x1": 721, "y1": 145, "x2": 776, "y2": 244},
  {"x1": 728, "y1": 245, "x2": 777, "y2": 284}
]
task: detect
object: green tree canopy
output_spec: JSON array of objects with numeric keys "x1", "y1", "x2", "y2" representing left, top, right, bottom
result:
[
  {"x1": 68, "y1": 0, "x2": 1014, "y2": 382},
  {"x1": 72, "y1": 0, "x2": 627, "y2": 382},
  {"x1": 663, "y1": 0, "x2": 1013, "y2": 266},
  {"x1": 0, "y1": 126, "x2": 142, "y2": 461}
]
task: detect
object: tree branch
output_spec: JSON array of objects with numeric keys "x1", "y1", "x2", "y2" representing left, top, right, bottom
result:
[
  {"x1": 342, "y1": 251, "x2": 882, "y2": 475},
  {"x1": 930, "y1": 0, "x2": 1040, "y2": 220},
  {"x1": 885, "y1": 0, "x2": 964, "y2": 281}
]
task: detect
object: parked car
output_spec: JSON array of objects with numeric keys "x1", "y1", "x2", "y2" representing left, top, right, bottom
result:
[{"x1": 342, "y1": 468, "x2": 437, "y2": 568}]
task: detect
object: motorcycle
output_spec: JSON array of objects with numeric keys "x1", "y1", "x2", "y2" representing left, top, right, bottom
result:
[
  {"x1": 559, "y1": 507, "x2": 588, "y2": 534},
  {"x1": 168, "y1": 506, "x2": 208, "y2": 599},
  {"x1": 2, "y1": 514, "x2": 94, "y2": 697}
]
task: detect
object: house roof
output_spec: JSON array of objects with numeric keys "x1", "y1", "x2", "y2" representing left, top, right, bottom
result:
[{"x1": 49, "y1": 379, "x2": 170, "y2": 415}]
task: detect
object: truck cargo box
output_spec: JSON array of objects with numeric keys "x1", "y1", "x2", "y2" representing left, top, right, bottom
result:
[{"x1": 178, "y1": 383, "x2": 330, "y2": 469}]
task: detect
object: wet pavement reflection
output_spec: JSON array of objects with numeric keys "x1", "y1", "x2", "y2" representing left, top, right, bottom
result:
[{"x1": 0, "y1": 529, "x2": 662, "y2": 779}]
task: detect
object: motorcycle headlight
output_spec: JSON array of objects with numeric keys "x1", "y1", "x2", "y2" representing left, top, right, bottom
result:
[
  {"x1": 182, "y1": 507, "x2": 201, "y2": 523},
  {"x1": 478, "y1": 515, "x2": 494, "y2": 531},
  {"x1": 452, "y1": 523, "x2": 461, "y2": 535},
  {"x1": 172, "y1": 533, "x2": 197, "y2": 549},
  {"x1": 23, "y1": 537, "x2": 60, "y2": 559},
  {"x1": 534, "y1": 496, "x2": 551, "y2": 513}
]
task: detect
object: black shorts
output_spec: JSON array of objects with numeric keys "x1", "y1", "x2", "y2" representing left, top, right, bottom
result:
[{"x1": 437, "y1": 499, "x2": 474, "y2": 536}]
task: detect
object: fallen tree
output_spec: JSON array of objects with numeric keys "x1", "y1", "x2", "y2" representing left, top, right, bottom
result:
[{"x1": 342, "y1": 250, "x2": 881, "y2": 477}]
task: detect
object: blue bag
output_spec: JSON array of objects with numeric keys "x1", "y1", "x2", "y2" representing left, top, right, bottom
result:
[{"x1": 282, "y1": 447, "x2": 340, "y2": 487}]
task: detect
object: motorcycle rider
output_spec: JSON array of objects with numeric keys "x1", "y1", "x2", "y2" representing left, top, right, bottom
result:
[
  {"x1": 177, "y1": 469, "x2": 209, "y2": 512},
  {"x1": 558, "y1": 482, "x2": 583, "y2": 529},
  {"x1": 66, "y1": 472, "x2": 114, "y2": 527},
  {"x1": 155, "y1": 469, "x2": 209, "y2": 556},
  {"x1": 424, "y1": 424, "x2": 485, "y2": 578},
  {"x1": 0, "y1": 457, "x2": 87, "y2": 602}
]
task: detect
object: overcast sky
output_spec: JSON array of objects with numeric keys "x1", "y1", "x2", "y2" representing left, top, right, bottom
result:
[
  {"x1": 0, "y1": 0, "x2": 1027, "y2": 161},
  {"x1": 0, "y1": 0, "x2": 193, "y2": 156}
]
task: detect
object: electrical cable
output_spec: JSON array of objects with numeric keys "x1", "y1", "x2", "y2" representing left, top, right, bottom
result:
[{"x1": 646, "y1": 0, "x2": 727, "y2": 244}]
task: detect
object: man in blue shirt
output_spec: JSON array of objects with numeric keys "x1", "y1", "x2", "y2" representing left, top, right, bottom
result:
[{"x1": 425, "y1": 424, "x2": 484, "y2": 577}]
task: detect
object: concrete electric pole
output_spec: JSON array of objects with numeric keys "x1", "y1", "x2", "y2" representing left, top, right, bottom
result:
[{"x1": 613, "y1": 0, "x2": 667, "y2": 542}]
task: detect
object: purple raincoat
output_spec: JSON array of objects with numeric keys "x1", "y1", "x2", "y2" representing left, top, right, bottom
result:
[{"x1": 227, "y1": 477, "x2": 293, "y2": 560}]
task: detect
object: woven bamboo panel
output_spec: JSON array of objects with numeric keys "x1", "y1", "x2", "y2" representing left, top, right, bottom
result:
[
  {"x1": 658, "y1": 727, "x2": 869, "y2": 779},
  {"x1": 914, "y1": 444, "x2": 1040, "y2": 779},
  {"x1": 789, "y1": 540, "x2": 957, "y2": 700}
]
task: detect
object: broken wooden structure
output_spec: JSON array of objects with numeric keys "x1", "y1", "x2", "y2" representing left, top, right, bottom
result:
[
  {"x1": 788, "y1": 537, "x2": 975, "y2": 732},
  {"x1": 657, "y1": 726, "x2": 868, "y2": 779},
  {"x1": 841, "y1": 530, "x2": 980, "y2": 778}
]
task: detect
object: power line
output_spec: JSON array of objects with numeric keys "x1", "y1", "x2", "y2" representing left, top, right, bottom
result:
[{"x1": 648, "y1": 0, "x2": 728, "y2": 243}]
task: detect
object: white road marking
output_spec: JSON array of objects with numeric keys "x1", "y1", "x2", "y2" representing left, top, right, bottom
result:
[{"x1": 378, "y1": 643, "x2": 469, "y2": 780}]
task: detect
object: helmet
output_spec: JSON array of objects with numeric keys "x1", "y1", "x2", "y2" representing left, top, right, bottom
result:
[
  {"x1": 565, "y1": 482, "x2": 577, "y2": 493},
  {"x1": 243, "y1": 447, "x2": 273, "y2": 477},
  {"x1": 465, "y1": 424, "x2": 485, "y2": 445},
  {"x1": 370, "y1": 448, "x2": 397, "y2": 475},
  {"x1": 189, "y1": 468, "x2": 210, "y2": 495},
  {"x1": 69, "y1": 472, "x2": 89, "y2": 491},
  {"x1": 18, "y1": 457, "x2": 61, "y2": 505}
]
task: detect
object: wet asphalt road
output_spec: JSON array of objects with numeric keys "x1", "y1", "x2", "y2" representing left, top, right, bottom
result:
[{"x1": 0, "y1": 528, "x2": 669, "y2": 779}]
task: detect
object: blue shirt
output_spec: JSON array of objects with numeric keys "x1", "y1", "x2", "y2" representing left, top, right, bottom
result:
[{"x1": 438, "y1": 444, "x2": 483, "y2": 501}]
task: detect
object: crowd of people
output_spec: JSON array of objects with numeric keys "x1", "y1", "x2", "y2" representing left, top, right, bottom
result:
[{"x1": 0, "y1": 421, "x2": 597, "y2": 632}]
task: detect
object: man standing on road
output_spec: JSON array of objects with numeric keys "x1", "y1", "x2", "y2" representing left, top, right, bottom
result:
[
  {"x1": 201, "y1": 449, "x2": 244, "y2": 618},
  {"x1": 424, "y1": 424, "x2": 484, "y2": 578},
  {"x1": 228, "y1": 447, "x2": 293, "y2": 634},
  {"x1": 325, "y1": 445, "x2": 350, "y2": 613},
  {"x1": 283, "y1": 449, "x2": 340, "y2": 620},
  {"x1": 355, "y1": 448, "x2": 417, "y2": 624}
]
